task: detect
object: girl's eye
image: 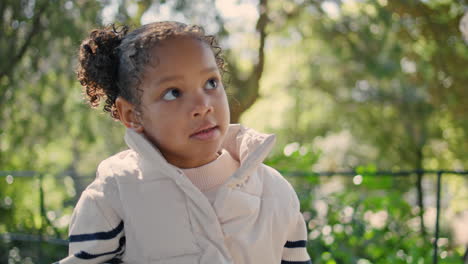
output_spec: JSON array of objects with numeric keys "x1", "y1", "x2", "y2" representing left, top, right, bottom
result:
[
  {"x1": 204, "y1": 78, "x2": 218, "y2": 90},
  {"x1": 162, "y1": 88, "x2": 181, "y2": 101}
]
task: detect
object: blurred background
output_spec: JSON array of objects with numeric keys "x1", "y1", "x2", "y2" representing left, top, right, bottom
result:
[{"x1": 1, "y1": 0, "x2": 467, "y2": 263}]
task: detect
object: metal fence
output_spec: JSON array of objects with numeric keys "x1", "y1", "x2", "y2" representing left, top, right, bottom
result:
[{"x1": 1, "y1": 169, "x2": 467, "y2": 264}]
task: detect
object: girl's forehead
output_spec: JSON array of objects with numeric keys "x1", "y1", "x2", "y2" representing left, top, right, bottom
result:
[
  {"x1": 151, "y1": 36, "x2": 208, "y2": 55},
  {"x1": 148, "y1": 37, "x2": 215, "y2": 68},
  {"x1": 142, "y1": 37, "x2": 218, "y2": 81}
]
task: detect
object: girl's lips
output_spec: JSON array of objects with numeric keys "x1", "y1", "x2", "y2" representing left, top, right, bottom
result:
[{"x1": 190, "y1": 126, "x2": 219, "y2": 140}]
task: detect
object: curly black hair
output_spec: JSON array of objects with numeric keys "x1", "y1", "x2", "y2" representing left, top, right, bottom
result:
[{"x1": 77, "y1": 21, "x2": 226, "y2": 119}]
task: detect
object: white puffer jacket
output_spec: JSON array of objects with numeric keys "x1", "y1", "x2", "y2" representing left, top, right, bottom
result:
[{"x1": 58, "y1": 124, "x2": 311, "y2": 264}]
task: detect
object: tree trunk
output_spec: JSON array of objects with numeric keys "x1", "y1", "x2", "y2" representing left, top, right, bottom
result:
[{"x1": 228, "y1": 0, "x2": 269, "y2": 123}]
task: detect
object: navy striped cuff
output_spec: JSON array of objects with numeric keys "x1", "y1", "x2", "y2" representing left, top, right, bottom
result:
[
  {"x1": 75, "y1": 236, "x2": 125, "y2": 259},
  {"x1": 284, "y1": 240, "x2": 307, "y2": 248},
  {"x1": 281, "y1": 260, "x2": 312, "y2": 264},
  {"x1": 69, "y1": 221, "x2": 124, "y2": 242}
]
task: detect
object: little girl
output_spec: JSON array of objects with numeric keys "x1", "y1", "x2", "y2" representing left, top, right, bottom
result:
[{"x1": 59, "y1": 21, "x2": 311, "y2": 264}]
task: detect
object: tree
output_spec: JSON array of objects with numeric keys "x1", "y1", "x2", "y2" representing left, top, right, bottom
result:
[{"x1": 245, "y1": 0, "x2": 468, "y2": 238}]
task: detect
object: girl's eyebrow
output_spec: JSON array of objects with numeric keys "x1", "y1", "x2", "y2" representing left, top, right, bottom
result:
[
  {"x1": 200, "y1": 66, "x2": 218, "y2": 74},
  {"x1": 156, "y1": 67, "x2": 219, "y2": 86},
  {"x1": 157, "y1": 75, "x2": 183, "y2": 86}
]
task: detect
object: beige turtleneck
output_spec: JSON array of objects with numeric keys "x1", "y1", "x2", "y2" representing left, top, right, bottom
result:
[{"x1": 181, "y1": 149, "x2": 239, "y2": 204}]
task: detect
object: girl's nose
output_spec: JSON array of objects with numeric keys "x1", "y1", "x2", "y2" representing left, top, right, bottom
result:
[{"x1": 191, "y1": 94, "x2": 213, "y2": 118}]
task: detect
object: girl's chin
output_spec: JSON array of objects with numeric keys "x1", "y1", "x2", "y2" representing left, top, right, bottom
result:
[{"x1": 185, "y1": 149, "x2": 221, "y2": 167}]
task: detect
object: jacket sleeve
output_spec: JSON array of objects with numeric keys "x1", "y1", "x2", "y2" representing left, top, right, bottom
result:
[
  {"x1": 58, "y1": 184, "x2": 125, "y2": 264},
  {"x1": 281, "y1": 196, "x2": 311, "y2": 264}
]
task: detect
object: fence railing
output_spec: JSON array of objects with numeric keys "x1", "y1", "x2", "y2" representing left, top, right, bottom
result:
[{"x1": 1, "y1": 169, "x2": 467, "y2": 264}]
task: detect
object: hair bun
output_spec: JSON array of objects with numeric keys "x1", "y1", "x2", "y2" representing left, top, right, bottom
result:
[{"x1": 77, "y1": 25, "x2": 128, "y2": 116}]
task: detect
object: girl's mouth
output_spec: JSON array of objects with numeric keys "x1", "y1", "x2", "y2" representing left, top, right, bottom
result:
[{"x1": 190, "y1": 126, "x2": 219, "y2": 140}]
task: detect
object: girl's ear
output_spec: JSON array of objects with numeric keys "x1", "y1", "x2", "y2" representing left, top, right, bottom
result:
[{"x1": 115, "y1": 97, "x2": 144, "y2": 133}]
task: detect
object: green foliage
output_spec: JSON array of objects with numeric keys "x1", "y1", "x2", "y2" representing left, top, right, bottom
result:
[
  {"x1": 0, "y1": 172, "x2": 83, "y2": 263},
  {"x1": 266, "y1": 142, "x2": 321, "y2": 173},
  {"x1": 0, "y1": 173, "x2": 75, "y2": 237},
  {"x1": 0, "y1": 240, "x2": 67, "y2": 264},
  {"x1": 283, "y1": 172, "x2": 464, "y2": 264},
  {"x1": 247, "y1": 0, "x2": 468, "y2": 171},
  {"x1": 0, "y1": 176, "x2": 41, "y2": 234}
]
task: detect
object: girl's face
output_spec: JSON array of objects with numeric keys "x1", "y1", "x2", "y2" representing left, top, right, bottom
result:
[{"x1": 137, "y1": 36, "x2": 230, "y2": 168}]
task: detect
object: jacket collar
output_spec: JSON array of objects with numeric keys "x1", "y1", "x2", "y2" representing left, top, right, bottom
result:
[{"x1": 124, "y1": 124, "x2": 276, "y2": 182}]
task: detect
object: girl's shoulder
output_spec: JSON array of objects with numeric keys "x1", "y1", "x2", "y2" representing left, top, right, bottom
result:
[
  {"x1": 80, "y1": 149, "x2": 140, "y2": 205},
  {"x1": 255, "y1": 164, "x2": 300, "y2": 209},
  {"x1": 95, "y1": 149, "x2": 140, "y2": 180}
]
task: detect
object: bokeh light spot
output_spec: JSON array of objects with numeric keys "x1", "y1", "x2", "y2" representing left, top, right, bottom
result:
[{"x1": 353, "y1": 174, "x2": 363, "y2": 185}]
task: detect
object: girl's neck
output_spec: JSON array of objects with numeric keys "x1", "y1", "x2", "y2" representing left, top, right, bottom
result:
[{"x1": 180, "y1": 149, "x2": 239, "y2": 192}]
